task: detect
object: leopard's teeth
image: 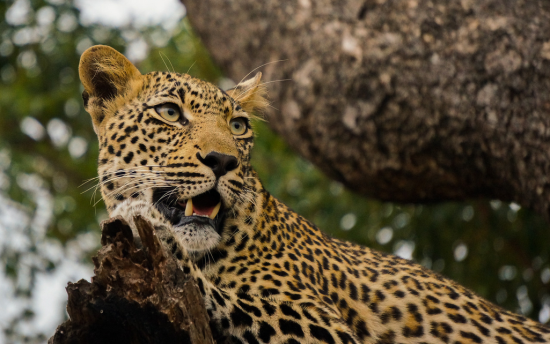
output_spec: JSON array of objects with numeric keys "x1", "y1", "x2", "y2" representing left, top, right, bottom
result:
[
  {"x1": 209, "y1": 202, "x2": 221, "y2": 220},
  {"x1": 185, "y1": 198, "x2": 193, "y2": 216}
]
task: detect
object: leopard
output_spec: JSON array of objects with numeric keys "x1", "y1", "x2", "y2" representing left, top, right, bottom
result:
[{"x1": 79, "y1": 45, "x2": 550, "y2": 344}]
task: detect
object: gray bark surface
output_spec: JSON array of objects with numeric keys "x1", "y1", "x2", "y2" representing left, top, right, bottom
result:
[{"x1": 182, "y1": 0, "x2": 550, "y2": 219}]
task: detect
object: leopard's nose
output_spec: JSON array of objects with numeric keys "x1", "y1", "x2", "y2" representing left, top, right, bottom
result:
[{"x1": 197, "y1": 152, "x2": 239, "y2": 178}]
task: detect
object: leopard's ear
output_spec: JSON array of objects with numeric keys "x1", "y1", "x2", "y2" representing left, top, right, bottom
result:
[
  {"x1": 79, "y1": 45, "x2": 141, "y2": 130},
  {"x1": 226, "y1": 72, "x2": 268, "y2": 116}
]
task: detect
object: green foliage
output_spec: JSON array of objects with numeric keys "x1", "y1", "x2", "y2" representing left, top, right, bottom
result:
[{"x1": 0, "y1": 0, "x2": 549, "y2": 341}]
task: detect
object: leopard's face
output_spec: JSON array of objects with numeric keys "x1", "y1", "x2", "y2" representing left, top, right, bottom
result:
[{"x1": 80, "y1": 46, "x2": 266, "y2": 255}]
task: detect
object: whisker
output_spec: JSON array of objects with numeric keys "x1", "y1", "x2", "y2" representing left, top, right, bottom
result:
[
  {"x1": 153, "y1": 187, "x2": 181, "y2": 208},
  {"x1": 236, "y1": 60, "x2": 288, "y2": 87},
  {"x1": 81, "y1": 168, "x2": 175, "y2": 194},
  {"x1": 187, "y1": 61, "x2": 197, "y2": 74},
  {"x1": 101, "y1": 176, "x2": 167, "y2": 201},
  {"x1": 93, "y1": 181, "x2": 171, "y2": 207},
  {"x1": 259, "y1": 79, "x2": 292, "y2": 86},
  {"x1": 79, "y1": 169, "x2": 171, "y2": 188},
  {"x1": 84, "y1": 173, "x2": 165, "y2": 195},
  {"x1": 163, "y1": 52, "x2": 176, "y2": 73},
  {"x1": 159, "y1": 51, "x2": 172, "y2": 73},
  {"x1": 104, "y1": 177, "x2": 169, "y2": 199}
]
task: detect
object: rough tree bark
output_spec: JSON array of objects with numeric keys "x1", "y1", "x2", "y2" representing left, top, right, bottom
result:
[
  {"x1": 182, "y1": 0, "x2": 550, "y2": 219},
  {"x1": 48, "y1": 216, "x2": 214, "y2": 344}
]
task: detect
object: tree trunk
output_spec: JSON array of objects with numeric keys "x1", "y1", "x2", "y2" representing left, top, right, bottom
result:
[
  {"x1": 48, "y1": 216, "x2": 214, "y2": 344},
  {"x1": 182, "y1": 0, "x2": 550, "y2": 219}
]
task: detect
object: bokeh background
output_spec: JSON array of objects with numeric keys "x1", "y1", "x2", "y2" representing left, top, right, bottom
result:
[{"x1": 1, "y1": 0, "x2": 549, "y2": 342}]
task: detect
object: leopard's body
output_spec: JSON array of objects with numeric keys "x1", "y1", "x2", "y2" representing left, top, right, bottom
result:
[{"x1": 80, "y1": 45, "x2": 550, "y2": 344}]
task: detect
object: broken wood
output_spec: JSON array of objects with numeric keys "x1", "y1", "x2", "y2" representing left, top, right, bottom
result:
[{"x1": 48, "y1": 216, "x2": 214, "y2": 344}]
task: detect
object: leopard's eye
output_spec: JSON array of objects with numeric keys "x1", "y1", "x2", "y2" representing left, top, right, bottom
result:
[
  {"x1": 229, "y1": 117, "x2": 248, "y2": 135},
  {"x1": 154, "y1": 103, "x2": 181, "y2": 122}
]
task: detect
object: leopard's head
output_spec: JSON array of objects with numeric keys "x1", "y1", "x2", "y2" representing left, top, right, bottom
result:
[{"x1": 79, "y1": 45, "x2": 267, "y2": 254}]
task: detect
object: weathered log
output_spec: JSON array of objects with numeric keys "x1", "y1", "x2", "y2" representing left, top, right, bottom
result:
[
  {"x1": 182, "y1": 0, "x2": 550, "y2": 219},
  {"x1": 48, "y1": 216, "x2": 214, "y2": 344}
]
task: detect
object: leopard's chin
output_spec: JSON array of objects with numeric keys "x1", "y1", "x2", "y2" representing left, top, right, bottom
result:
[
  {"x1": 173, "y1": 220, "x2": 222, "y2": 254},
  {"x1": 152, "y1": 187, "x2": 226, "y2": 253}
]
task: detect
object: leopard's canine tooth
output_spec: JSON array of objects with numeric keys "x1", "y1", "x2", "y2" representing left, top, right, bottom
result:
[
  {"x1": 185, "y1": 198, "x2": 193, "y2": 216},
  {"x1": 210, "y1": 202, "x2": 221, "y2": 220}
]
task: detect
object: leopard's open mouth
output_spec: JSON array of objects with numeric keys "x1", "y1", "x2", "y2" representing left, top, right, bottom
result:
[{"x1": 152, "y1": 187, "x2": 225, "y2": 233}]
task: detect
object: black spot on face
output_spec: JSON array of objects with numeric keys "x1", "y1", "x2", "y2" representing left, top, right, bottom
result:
[
  {"x1": 279, "y1": 319, "x2": 304, "y2": 337},
  {"x1": 310, "y1": 325, "x2": 335, "y2": 344},
  {"x1": 261, "y1": 300, "x2": 276, "y2": 316},
  {"x1": 242, "y1": 331, "x2": 259, "y2": 344},
  {"x1": 123, "y1": 151, "x2": 134, "y2": 163},
  {"x1": 280, "y1": 304, "x2": 301, "y2": 320},
  {"x1": 230, "y1": 306, "x2": 253, "y2": 327},
  {"x1": 258, "y1": 321, "x2": 276, "y2": 343}
]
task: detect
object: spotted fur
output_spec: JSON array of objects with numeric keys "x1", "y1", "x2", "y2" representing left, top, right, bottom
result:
[{"x1": 80, "y1": 45, "x2": 550, "y2": 343}]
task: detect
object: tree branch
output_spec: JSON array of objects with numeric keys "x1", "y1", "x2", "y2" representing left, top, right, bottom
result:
[{"x1": 182, "y1": 0, "x2": 550, "y2": 219}]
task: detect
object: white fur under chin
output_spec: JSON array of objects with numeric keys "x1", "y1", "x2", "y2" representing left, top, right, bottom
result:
[
  {"x1": 111, "y1": 199, "x2": 166, "y2": 230},
  {"x1": 110, "y1": 199, "x2": 220, "y2": 254},
  {"x1": 173, "y1": 224, "x2": 221, "y2": 253}
]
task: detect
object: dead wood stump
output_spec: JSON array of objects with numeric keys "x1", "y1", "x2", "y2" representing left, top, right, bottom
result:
[{"x1": 48, "y1": 215, "x2": 214, "y2": 344}]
